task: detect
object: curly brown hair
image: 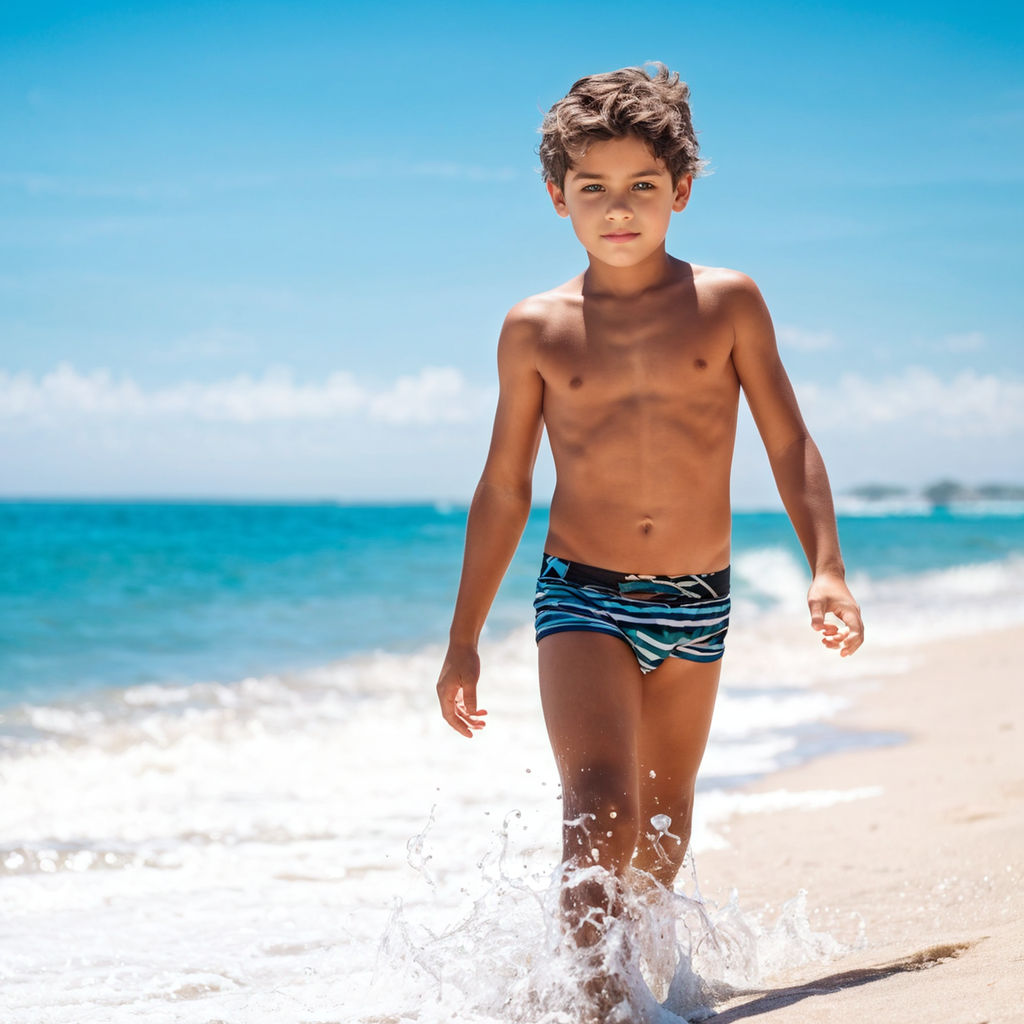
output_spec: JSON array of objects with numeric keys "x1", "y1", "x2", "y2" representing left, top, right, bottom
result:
[{"x1": 539, "y1": 63, "x2": 704, "y2": 189}]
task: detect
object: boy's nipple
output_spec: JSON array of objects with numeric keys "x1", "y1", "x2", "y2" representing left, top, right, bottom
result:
[{"x1": 569, "y1": 376, "x2": 584, "y2": 389}]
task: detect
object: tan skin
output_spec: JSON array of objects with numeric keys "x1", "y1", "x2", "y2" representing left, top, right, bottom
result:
[{"x1": 436, "y1": 135, "x2": 863, "y2": 955}]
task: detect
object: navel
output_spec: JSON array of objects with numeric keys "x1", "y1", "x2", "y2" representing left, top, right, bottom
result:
[
  {"x1": 639, "y1": 516, "x2": 654, "y2": 535},
  {"x1": 569, "y1": 376, "x2": 584, "y2": 389}
]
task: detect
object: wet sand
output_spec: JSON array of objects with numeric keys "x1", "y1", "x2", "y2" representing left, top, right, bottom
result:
[{"x1": 698, "y1": 625, "x2": 1023, "y2": 1023}]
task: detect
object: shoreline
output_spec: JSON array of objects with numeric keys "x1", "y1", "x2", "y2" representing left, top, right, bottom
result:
[{"x1": 694, "y1": 624, "x2": 1023, "y2": 1023}]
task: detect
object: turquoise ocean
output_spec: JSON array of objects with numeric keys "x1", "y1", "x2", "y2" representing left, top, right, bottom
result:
[
  {"x1": 2, "y1": 500, "x2": 1024, "y2": 1022},
  {"x1": 4, "y1": 500, "x2": 1023, "y2": 708}
]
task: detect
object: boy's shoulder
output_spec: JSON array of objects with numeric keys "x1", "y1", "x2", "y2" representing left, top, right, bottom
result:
[
  {"x1": 690, "y1": 262, "x2": 764, "y2": 302},
  {"x1": 500, "y1": 277, "x2": 584, "y2": 344},
  {"x1": 509, "y1": 276, "x2": 584, "y2": 316},
  {"x1": 688, "y1": 265, "x2": 774, "y2": 346}
]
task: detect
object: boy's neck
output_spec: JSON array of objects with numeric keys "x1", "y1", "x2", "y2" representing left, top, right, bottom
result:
[{"x1": 582, "y1": 248, "x2": 678, "y2": 298}]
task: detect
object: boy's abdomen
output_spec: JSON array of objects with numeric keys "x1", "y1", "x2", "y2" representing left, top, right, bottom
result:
[{"x1": 544, "y1": 469, "x2": 733, "y2": 577}]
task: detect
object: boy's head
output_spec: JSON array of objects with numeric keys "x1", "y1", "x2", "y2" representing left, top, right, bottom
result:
[{"x1": 539, "y1": 63, "x2": 703, "y2": 190}]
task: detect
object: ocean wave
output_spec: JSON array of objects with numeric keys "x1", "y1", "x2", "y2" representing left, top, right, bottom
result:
[
  {"x1": 5, "y1": 550, "x2": 1024, "y2": 757},
  {"x1": 835, "y1": 497, "x2": 935, "y2": 517},
  {"x1": 835, "y1": 498, "x2": 1024, "y2": 518}
]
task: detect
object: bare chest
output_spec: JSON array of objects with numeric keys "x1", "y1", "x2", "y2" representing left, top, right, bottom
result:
[{"x1": 537, "y1": 298, "x2": 735, "y2": 405}]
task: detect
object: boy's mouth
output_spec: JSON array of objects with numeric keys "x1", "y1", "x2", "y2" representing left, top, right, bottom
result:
[{"x1": 602, "y1": 232, "x2": 640, "y2": 242}]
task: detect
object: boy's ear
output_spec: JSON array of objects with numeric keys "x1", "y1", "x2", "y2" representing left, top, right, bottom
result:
[
  {"x1": 672, "y1": 174, "x2": 693, "y2": 213},
  {"x1": 546, "y1": 180, "x2": 570, "y2": 218}
]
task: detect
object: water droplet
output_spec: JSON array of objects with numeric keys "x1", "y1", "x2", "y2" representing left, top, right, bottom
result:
[
  {"x1": 609, "y1": 810, "x2": 617, "y2": 818},
  {"x1": 648, "y1": 814, "x2": 682, "y2": 863},
  {"x1": 649, "y1": 770, "x2": 657, "y2": 779}
]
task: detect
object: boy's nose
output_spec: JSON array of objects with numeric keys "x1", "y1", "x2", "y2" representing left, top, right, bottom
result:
[{"x1": 605, "y1": 196, "x2": 634, "y2": 220}]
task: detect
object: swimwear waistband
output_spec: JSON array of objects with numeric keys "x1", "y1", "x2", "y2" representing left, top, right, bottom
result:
[{"x1": 539, "y1": 553, "x2": 730, "y2": 599}]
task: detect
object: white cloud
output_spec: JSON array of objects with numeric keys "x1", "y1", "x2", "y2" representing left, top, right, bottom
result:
[
  {"x1": 5, "y1": 364, "x2": 1019, "y2": 440},
  {"x1": 797, "y1": 367, "x2": 1024, "y2": 437},
  {"x1": 0, "y1": 364, "x2": 495, "y2": 427},
  {"x1": 777, "y1": 325, "x2": 837, "y2": 352},
  {"x1": 6, "y1": 362, "x2": 1021, "y2": 501},
  {"x1": 368, "y1": 368, "x2": 489, "y2": 424}
]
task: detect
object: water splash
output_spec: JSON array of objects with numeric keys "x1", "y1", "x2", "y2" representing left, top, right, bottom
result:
[
  {"x1": 405, "y1": 803, "x2": 438, "y2": 890},
  {"x1": 366, "y1": 808, "x2": 857, "y2": 1024}
]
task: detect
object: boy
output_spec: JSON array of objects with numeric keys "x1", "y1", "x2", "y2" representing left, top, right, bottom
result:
[{"x1": 436, "y1": 62, "x2": 863, "y2": 1008}]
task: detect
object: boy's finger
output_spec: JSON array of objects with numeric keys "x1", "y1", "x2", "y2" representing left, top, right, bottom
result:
[
  {"x1": 808, "y1": 599, "x2": 826, "y2": 630},
  {"x1": 464, "y1": 709, "x2": 488, "y2": 730},
  {"x1": 836, "y1": 604, "x2": 863, "y2": 634},
  {"x1": 835, "y1": 606, "x2": 864, "y2": 655},
  {"x1": 842, "y1": 627, "x2": 864, "y2": 655},
  {"x1": 442, "y1": 705, "x2": 473, "y2": 738}
]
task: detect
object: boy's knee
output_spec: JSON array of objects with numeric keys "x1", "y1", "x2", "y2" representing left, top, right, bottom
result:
[
  {"x1": 643, "y1": 782, "x2": 695, "y2": 832},
  {"x1": 562, "y1": 763, "x2": 640, "y2": 861}
]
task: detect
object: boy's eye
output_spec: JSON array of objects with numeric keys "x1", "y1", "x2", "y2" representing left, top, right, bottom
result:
[
  {"x1": 632, "y1": 181, "x2": 654, "y2": 191},
  {"x1": 581, "y1": 184, "x2": 604, "y2": 192}
]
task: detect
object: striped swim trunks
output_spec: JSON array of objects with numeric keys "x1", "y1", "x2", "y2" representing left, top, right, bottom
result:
[{"x1": 534, "y1": 553, "x2": 730, "y2": 674}]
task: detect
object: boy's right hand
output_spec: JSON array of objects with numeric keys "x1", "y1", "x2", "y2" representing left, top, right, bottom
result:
[{"x1": 436, "y1": 643, "x2": 488, "y2": 738}]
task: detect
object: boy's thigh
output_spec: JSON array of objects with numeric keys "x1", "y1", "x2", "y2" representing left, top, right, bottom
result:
[
  {"x1": 537, "y1": 630, "x2": 644, "y2": 780},
  {"x1": 637, "y1": 656, "x2": 722, "y2": 808}
]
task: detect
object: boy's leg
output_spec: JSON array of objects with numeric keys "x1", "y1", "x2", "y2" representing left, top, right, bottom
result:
[
  {"x1": 632, "y1": 657, "x2": 722, "y2": 886},
  {"x1": 538, "y1": 630, "x2": 644, "y2": 945}
]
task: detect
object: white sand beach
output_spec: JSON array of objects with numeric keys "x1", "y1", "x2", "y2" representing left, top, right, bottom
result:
[{"x1": 697, "y1": 625, "x2": 1023, "y2": 1023}]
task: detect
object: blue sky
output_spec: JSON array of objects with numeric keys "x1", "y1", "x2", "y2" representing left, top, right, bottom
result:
[{"x1": 2, "y1": 0, "x2": 1022, "y2": 503}]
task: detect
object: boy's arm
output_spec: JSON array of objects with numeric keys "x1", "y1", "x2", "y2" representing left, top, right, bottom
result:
[
  {"x1": 728, "y1": 274, "x2": 864, "y2": 656},
  {"x1": 436, "y1": 306, "x2": 545, "y2": 736}
]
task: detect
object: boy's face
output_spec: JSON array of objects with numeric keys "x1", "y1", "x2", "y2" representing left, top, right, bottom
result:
[{"x1": 546, "y1": 134, "x2": 691, "y2": 268}]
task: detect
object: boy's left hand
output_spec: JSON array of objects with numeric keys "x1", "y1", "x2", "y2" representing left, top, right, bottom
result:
[{"x1": 807, "y1": 573, "x2": 864, "y2": 656}]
